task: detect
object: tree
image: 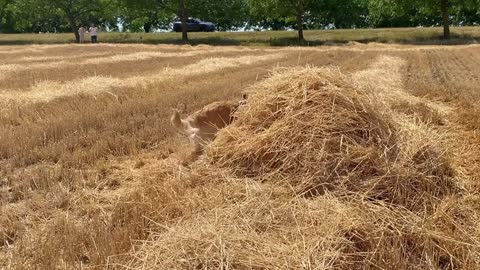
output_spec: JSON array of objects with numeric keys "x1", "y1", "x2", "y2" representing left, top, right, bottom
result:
[
  {"x1": 248, "y1": 0, "x2": 322, "y2": 41},
  {"x1": 120, "y1": 0, "x2": 248, "y2": 41},
  {"x1": 146, "y1": 0, "x2": 192, "y2": 42},
  {"x1": 8, "y1": 0, "x2": 114, "y2": 41},
  {"x1": 367, "y1": 0, "x2": 415, "y2": 27},
  {"x1": 166, "y1": 0, "x2": 246, "y2": 42},
  {"x1": 426, "y1": 0, "x2": 477, "y2": 39},
  {"x1": 419, "y1": 0, "x2": 480, "y2": 39},
  {"x1": 177, "y1": 0, "x2": 188, "y2": 42},
  {"x1": 368, "y1": 0, "x2": 480, "y2": 39},
  {"x1": 319, "y1": 0, "x2": 369, "y2": 28},
  {"x1": 118, "y1": 0, "x2": 194, "y2": 41},
  {"x1": 195, "y1": 0, "x2": 248, "y2": 31},
  {"x1": 0, "y1": 0, "x2": 16, "y2": 33},
  {"x1": 119, "y1": 0, "x2": 174, "y2": 32}
]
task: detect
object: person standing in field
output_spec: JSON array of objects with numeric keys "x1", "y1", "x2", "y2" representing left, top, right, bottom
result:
[
  {"x1": 78, "y1": 25, "x2": 86, "y2": 43},
  {"x1": 89, "y1": 24, "x2": 98, "y2": 43}
]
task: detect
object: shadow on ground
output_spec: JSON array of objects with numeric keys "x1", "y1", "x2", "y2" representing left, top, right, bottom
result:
[{"x1": 0, "y1": 32, "x2": 478, "y2": 47}]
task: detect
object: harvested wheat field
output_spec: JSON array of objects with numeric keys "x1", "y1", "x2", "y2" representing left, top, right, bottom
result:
[{"x1": 1, "y1": 43, "x2": 480, "y2": 269}]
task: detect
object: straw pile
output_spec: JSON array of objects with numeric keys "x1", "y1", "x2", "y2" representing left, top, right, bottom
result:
[
  {"x1": 207, "y1": 67, "x2": 456, "y2": 213},
  {"x1": 127, "y1": 67, "x2": 480, "y2": 269}
]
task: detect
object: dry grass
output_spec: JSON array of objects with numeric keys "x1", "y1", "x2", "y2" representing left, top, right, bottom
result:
[
  {"x1": 0, "y1": 53, "x2": 285, "y2": 104},
  {"x1": 391, "y1": 101, "x2": 445, "y2": 126},
  {"x1": 1, "y1": 43, "x2": 480, "y2": 269},
  {"x1": 207, "y1": 66, "x2": 455, "y2": 213},
  {"x1": 126, "y1": 56, "x2": 478, "y2": 269}
]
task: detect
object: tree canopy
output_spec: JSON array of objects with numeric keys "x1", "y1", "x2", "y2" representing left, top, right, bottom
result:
[
  {"x1": 1, "y1": 0, "x2": 116, "y2": 40},
  {"x1": 248, "y1": 0, "x2": 323, "y2": 40},
  {"x1": 1, "y1": 0, "x2": 479, "y2": 41}
]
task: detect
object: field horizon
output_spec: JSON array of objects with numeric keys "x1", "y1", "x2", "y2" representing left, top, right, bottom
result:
[
  {"x1": 1, "y1": 26, "x2": 480, "y2": 46},
  {"x1": 1, "y1": 42, "x2": 480, "y2": 269}
]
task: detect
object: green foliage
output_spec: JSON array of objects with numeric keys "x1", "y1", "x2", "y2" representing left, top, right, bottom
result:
[
  {"x1": 319, "y1": 0, "x2": 369, "y2": 28},
  {"x1": 246, "y1": 0, "x2": 323, "y2": 40},
  {"x1": 118, "y1": 0, "x2": 171, "y2": 32},
  {"x1": 248, "y1": 0, "x2": 321, "y2": 26},
  {"x1": 367, "y1": 0, "x2": 413, "y2": 27},
  {"x1": 0, "y1": 0, "x2": 15, "y2": 32},
  {"x1": 1, "y1": 0, "x2": 480, "y2": 37},
  {"x1": 2, "y1": 0, "x2": 116, "y2": 34},
  {"x1": 194, "y1": 0, "x2": 249, "y2": 30},
  {"x1": 247, "y1": 0, "x2": 366, "y2": 30},
  {"x1": 368, "y1": 0, "x2": 480, "y2": 28}
]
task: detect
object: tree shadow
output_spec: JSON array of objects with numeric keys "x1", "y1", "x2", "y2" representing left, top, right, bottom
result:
[
  {"x1": 400, "y1": 32, "x2": 480, "y2": 45},
  {"x1": 268, "y1": 37, "x2": 351, "y2": 46},
  {"x1": 267, "y1": 33, "x2": 479, "y2": 47},
  {"x1": 107, "y1": 35, "x2": 245, "y2": 46},
  {"x1": 0, "y1": 40, "x2": 61, "y2": 45},
  {"x1": 0, "y1": 31, "x2": 478, "y2": 47}
]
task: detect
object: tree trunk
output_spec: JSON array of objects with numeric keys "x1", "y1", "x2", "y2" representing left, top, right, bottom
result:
[
  {"x1": 67, "y1": 15, "x2": 79, "y2": 43},
  {"x1": 144, "y1": 22, "x2": 152, "y2": 33},
  {"x1": 296, "y1": 8, "x2": 304, "y2": 41},
  {"x1": 71, "y1": 24, "x2": 80, "y2": 43},
  {"x1": 441, "y1": 0, "x2": 450, "y2": 39},
  {"x1": 180, "y1": 0, "x2": 188, "y2": 42}
]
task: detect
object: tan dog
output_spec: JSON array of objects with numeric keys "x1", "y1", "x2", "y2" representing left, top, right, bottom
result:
[{"x1": 171, "y1": 97, "x2": 246, "y2": 165}]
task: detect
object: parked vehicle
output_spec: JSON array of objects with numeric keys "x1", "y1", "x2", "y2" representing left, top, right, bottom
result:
[{"x1": 173, "y1": 18, "x2": 215, "y2": 32}]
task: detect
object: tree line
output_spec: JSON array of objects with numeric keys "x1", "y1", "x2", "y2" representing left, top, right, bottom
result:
[{"x1": 1, "y1": 0, "x2": 479, "y2": 42}]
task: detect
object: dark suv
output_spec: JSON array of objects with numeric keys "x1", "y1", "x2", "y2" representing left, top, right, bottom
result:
[{"x1": 173, "y1": 18, "x2": 215, "y2": 32}]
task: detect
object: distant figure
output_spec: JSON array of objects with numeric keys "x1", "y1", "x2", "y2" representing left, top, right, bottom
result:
[
  {"x1": 89, "y1": 24, "x2": 98, "y2": 43},
  {"x1": 78, "y1": 26, "x2": 86, "y2": 43}
]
